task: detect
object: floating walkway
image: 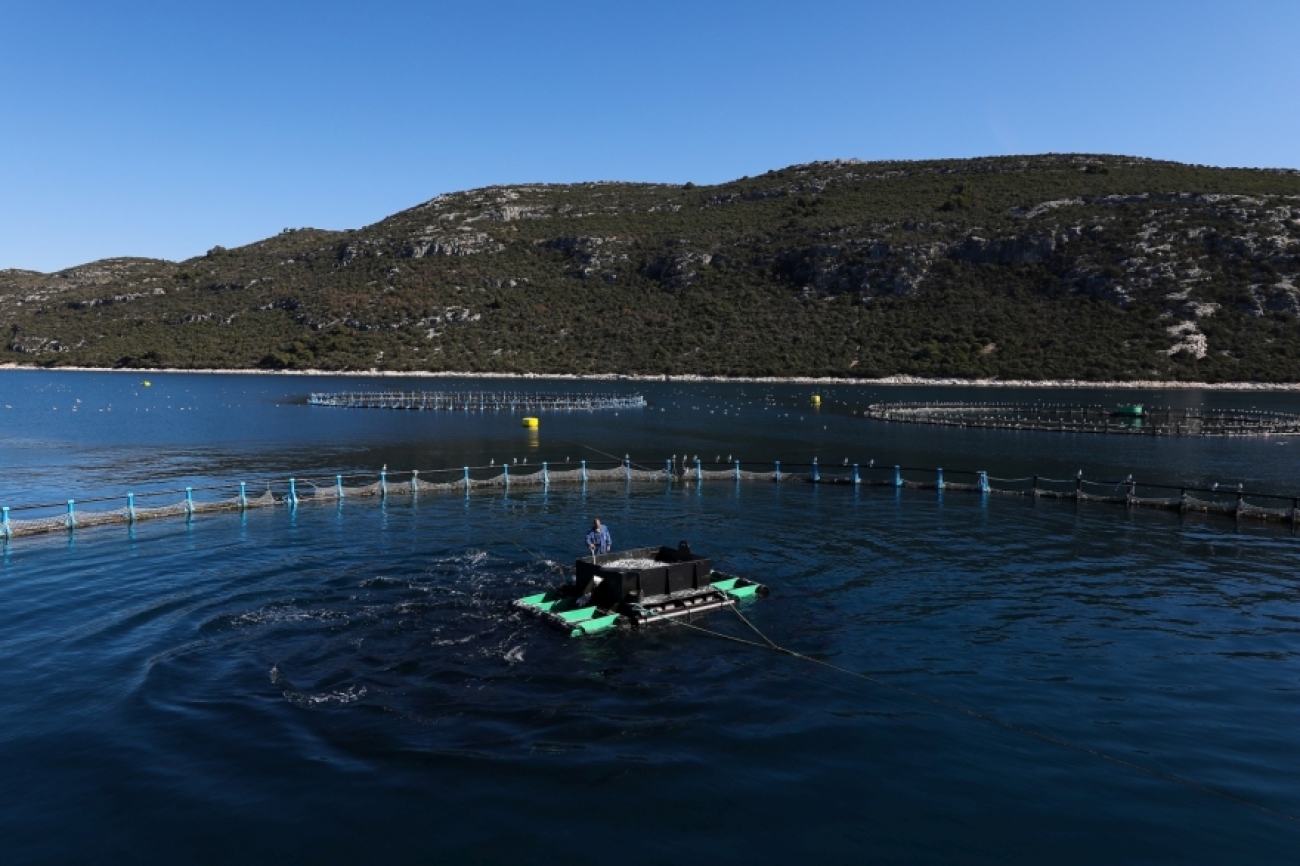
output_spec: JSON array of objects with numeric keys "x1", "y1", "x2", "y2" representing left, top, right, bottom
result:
[
  {"x1": 4, "y1": 457, "x2": 1300, "y2": 543},
  {"x1": 864, "y1": 402, "x2": 1300, "y2": 436},
  {"x1": 307, "y1": 391, "x2": 646, "y2": 411}
]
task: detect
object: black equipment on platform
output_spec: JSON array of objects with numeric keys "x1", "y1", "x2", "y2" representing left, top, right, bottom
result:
[{"x1": 575, "y1": 543, "x2": 714, "y2": 609}]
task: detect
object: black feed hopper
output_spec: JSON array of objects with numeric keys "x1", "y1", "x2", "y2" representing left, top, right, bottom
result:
[{"x1": 576, "y1": 543, "x2": 714, "y2": 609}]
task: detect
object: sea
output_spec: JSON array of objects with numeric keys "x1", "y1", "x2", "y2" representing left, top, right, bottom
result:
[{"x1": 2, "y1": 369, "x2": 1299, "y2": 864}]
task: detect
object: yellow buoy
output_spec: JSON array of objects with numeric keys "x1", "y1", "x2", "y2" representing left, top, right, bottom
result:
[
  {"x1": 810, "y1": 394, "x2": 821, "y2": 405},
  {"x1": 142, "y1": 381, "x2": 152, "y2": 387},
  {"x1": 522, "y1": 417, "x2": 539, "y2": 429}
]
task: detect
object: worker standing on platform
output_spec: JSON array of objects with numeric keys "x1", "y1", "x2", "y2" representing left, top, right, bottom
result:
[{"x1": 586, "y1": 519, "x2": 612, "y2": 556}]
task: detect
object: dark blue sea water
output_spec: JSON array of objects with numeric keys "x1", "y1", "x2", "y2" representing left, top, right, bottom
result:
[{"x1": 3, "y1": 370, "x2": 1300, "y2": 863}]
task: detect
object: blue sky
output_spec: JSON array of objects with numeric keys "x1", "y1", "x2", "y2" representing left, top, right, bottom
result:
[{"x1": 3, "y1": 0, "x2": 1297, "y2": 272}]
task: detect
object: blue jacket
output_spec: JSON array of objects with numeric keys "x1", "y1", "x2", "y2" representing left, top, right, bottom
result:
[{"x1": 585, "y1": 525, "x2": 612, "y2": 555}]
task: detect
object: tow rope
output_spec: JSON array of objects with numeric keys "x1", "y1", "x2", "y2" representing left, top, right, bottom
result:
[{"x1": 633, "y1": 599, "x2": 1300, "y2": 826}]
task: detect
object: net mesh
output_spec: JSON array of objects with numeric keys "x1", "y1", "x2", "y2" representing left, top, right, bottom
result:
[
  {"x1": 340, "y1": 482, "x2": 383, "y2": 498},
  {"x1": 1129, "y1": 496, "x2": 1182, "y2": 509},
  {"x1": 1181, "y1": 496, "x2": 1236, "y2": 515},
  {"x1": 192, "y1": 497, "x2": 246, "y2": 514},
  {"x1": 411, "y1": 477, "x2": 465, "y2": 493},
  {"x1": 583, "y1": 467, "x2": 631, "y2": 483},
  {"x1": 133, "y1": 501, "x2": 192, "y2": 521},
  {"x1": 864, "y1": 401, "x2": 1300, "y2": 437},
  {"x1": 1078, "y1": 491, "x2": 1126, "y2": 504},
  {"x1": 679, "y1": 467, "x2": 836, "y2": 482},
  {"x1": 5, "y1": 465, "x2": 1298, "y2": 542},
  {"x1": 74, "y1": 507, "x2": 134, "y2": 527},
  {"x1": 1237, "y1": 501, "x2": 1294, "y2": 521},
  {"x1": 8, "y1": 514, "x2": 74, "y2": 534}
]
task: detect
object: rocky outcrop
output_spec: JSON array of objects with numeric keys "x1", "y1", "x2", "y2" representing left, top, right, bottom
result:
[
  {"x1": 1008, "y1": 198, "x2": 1083, "y2": 219},
  {"x1": 541, "y1": 237, "x2": 628, "y2": 281},
  {"x1": 405, "y1": 233, "x2": 502, "y2": 257},
  {"x1": 422, "y1": 306, "x2": 481, "y2": 339},
  {"x1": 1165, "y1": 321, "x2": 1209, "y2": 359},
  {"x1": 540, "y1": 237, "x2": 605, "y2": 260},
  {"x1": 7, "y1": 333, "x2": 70, "y2": 353},
  {"x1": 775, "y1": 240, "x2": 948, "y2": 299},
  {"x1": 482, "y1": 204, "x2": 549, "y2": 221},
  {"x1": 643, "y1": 250, "x2": 711, "y2": 289},
  {"x1": 950, "y1": 233, "x2": 1059, "y2": 265},
  {"x1": 1251, "y1": 280, "x2": 1300, "y2": 316}
]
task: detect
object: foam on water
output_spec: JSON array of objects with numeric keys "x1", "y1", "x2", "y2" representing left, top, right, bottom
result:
[{"x1": 284, "y1": 685, "x2": 368, "y2": 707}]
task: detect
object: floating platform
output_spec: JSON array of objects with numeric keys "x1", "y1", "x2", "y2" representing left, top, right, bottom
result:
[{"x1": 515, "y1": 543, "x2": 768, "y2": 636}]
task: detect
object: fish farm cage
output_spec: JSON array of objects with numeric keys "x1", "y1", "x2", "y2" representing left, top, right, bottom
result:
[
  {"x1": 7, "y1": 457, "x2": 1300, "y2": 544},
  {"x1": 863, "y1": 402, "x2": 1300, "y2": 436},
  {"x1": 307, "y1": 391, "x2": 646, "y2": 411}
]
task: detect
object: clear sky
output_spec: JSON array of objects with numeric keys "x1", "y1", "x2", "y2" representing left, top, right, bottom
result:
[{"x1": 3, "y1": 0, "x2": 1298, "y2": 272}]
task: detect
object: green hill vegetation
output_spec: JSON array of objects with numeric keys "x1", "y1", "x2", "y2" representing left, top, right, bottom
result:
[{"x1": 4, "y1": 153, "x2": 1300, "y2": 380}]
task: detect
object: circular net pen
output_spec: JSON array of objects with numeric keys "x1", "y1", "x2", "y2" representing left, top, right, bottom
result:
[
  {"x1": 306, "y1": 391, "x2": 646, "y2": 411},
  {"x1": 863, "y1": 402, "x2": 1300, "y2": 436}
]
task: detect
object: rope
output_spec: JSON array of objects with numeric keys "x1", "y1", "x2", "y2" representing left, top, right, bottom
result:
[
  {"x1": 552, "y1": 437, "x2": 661, "y2": 473},
  {"x1": 722, "y1": 596, "x2": 779, "y2": 650},
  {"x1": 631, "y1": 602, "x2": 772, "y2": 650},
  {"x1": 512, "y1": 541, "x2": 571, "y2": 582},
  {"x1": 635, "y1": 598, "x2": 1300, "y2": 827}
]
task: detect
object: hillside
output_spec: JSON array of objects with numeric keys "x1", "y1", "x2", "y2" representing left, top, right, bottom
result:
[{"x1": 4, "y1": 154, "x2": 1300, "y2": 380}]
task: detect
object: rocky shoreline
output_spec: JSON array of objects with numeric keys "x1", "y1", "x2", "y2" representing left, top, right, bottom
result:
[{"x1": 5, "y1": 363, "x2": 1300, "y2": 390}]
